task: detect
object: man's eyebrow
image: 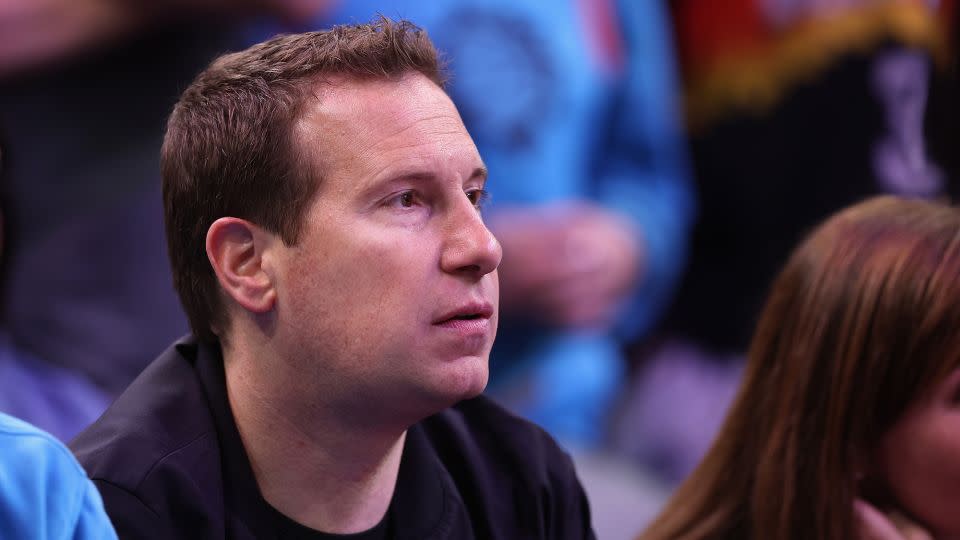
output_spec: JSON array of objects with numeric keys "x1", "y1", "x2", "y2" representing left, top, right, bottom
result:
[
  {"x1": 374, "y1": 166, "x2": 488, "y2": 186},
  {"x1": 471, "y1": 167, "x2": 488, "y2": 183},
  {"x1": 406, "y1": 167, "x2": 487, "y2": 183}
]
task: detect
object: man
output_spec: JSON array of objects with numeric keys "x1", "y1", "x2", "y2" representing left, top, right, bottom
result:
[{"x1": 71, "y1": 18, "x2": 595, "y2": 539}]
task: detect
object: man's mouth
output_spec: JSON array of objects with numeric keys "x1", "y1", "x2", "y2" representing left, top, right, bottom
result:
[{"x1": 432, "y1": 302, "x2": 494, "y2": 325}]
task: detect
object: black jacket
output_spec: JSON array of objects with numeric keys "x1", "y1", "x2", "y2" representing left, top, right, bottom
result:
[{"x1": 71, "y1": 337, "x2": 596, "y2": 539}]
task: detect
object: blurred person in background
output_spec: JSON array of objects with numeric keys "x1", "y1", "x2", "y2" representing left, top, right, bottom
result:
[
  {"x1": 617, "y1": 0, "x2": 958, "y2": 484},
  {"x1": 0, "y1": 0, "x2": 333, "y2": 440},
  {"x1": 319, "y1": 0, "x2": 693, "y2": 457},
  {"x1": 0, "y1": 148, "x2": 109, "y2": 442},
  {"x1": 0, "y1": 410, "x2": 117, "y2": 539},
  {"x1": 640, "y1": 195, "x2": 960, "y2": 540}
]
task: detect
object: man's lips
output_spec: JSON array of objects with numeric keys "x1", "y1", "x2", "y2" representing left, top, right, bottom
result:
[
  {"x1": 432, "y1": 301, "x2": 495, "y2": 350},
  {"x1": 431, "y1": 302, "x2": 495, "y2": 325}
]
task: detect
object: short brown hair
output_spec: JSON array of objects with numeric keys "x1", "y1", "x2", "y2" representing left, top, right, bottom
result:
[
  {"x1": 161, "y1": 17, "x2": 444, "y2": 341},
  {"x1": 641, "y1": 196, "x2": 960, "y2": 540}
]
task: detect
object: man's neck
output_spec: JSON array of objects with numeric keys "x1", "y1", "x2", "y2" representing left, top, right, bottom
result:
[{"x1": 223, "y1": 344, "x2": 406, "y2": 535}]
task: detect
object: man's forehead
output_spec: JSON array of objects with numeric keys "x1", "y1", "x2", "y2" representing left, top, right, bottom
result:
[
  {"x1": 286, "y1": 73, "x2": 482, "y2": 190},
  {"x1": 294, "y1": 73, "x2": 475, "y2": 169},
  {"x1": 302, "y1": 72, "x2": 453, "y2": 124}
]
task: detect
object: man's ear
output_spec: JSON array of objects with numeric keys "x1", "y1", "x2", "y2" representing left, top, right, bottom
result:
[{"x1": 206, "y1": 217, "x2": 278, "y2": 314}]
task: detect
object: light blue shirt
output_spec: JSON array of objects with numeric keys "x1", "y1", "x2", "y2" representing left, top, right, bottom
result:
[{"x1": 0, "y1": 413, "x2": 117, "y2": 540}]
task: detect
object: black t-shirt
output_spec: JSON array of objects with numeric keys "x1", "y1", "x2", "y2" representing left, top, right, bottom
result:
[{"x1": 269, "y1": 504, "x2": 390, "y2": 540}]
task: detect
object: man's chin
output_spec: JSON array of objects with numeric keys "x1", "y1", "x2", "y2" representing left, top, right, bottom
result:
[
  {"x1": 415, "y1": 369, "x2": 488, "y2": 413},
  {"x1": 439, "y1": 372, "x2": 488, "y2": 405}
]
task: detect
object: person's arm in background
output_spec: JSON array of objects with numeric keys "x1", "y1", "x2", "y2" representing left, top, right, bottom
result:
[
  {"x1": 493, "y1": 0, "x2": 692, "y2": 338},
  {"x1": 0, "y1": 0, "x2": 329, "y2": 78},
  {"x1": 590, "y1": 0, "x2": 694, "y2": 342}
]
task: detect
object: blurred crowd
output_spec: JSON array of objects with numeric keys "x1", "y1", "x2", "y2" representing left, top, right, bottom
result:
[{"x1": 0, "y1": 1, "x2": 956, "y2": 539}]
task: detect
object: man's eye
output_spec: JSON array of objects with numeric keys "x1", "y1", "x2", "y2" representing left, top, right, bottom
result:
[
  {"x1": 386, "y1": 190, "x2": 419, "y2": 209},
  {"x1": 467, "y1": 189, "x2": 489, "y2": 209}
]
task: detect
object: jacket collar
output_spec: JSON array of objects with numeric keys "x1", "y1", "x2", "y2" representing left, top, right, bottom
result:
[{"x1": 185, "y1": 338, "x2": 472, "y2": 539}]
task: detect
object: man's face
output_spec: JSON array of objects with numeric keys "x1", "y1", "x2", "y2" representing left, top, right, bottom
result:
[{"x1": 270, "y1": 73, "x2": 501, "y2": 421}]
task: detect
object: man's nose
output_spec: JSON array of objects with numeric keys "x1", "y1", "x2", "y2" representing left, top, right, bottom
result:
[{"x1": 440, "y1": 203, "x2": 502, "y2": 278}]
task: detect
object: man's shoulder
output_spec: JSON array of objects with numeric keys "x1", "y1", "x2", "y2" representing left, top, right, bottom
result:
[
  {"x1": 70, "y1": 337, "x2": 226, "y2": 538},
  {"x1": 70, "y1": 337, "x2": 220, "y2": 495}
]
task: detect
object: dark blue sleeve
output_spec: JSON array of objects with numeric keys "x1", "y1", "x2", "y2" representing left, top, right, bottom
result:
[{"x1": 92, "y1": 480, "x2": 171, "y2": 540}]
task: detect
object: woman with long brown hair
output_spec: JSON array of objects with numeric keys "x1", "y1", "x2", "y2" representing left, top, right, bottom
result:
[{"x1": 640, "y1": 195, "x2": 960, "y2": 540}]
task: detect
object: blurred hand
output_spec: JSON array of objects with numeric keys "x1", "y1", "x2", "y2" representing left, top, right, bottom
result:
[
  {"x1": 856, "y1": 498, "x2": 932, "y2": 540},
  {"x1": 0, "y1": 0, "x2": 137, "y2": 77},
  {"x1": 252, "y1": 0, "x2": 336, "y2": 23},
  {"x1": 0, "y1": 0, "x2": 334, "y2": 78},
  {"x1": 491, "y1": 203, "x2": 644, "y2": 329},
  {"x1": 174, "y1": 0, "x2": 336, "y2": 25}
]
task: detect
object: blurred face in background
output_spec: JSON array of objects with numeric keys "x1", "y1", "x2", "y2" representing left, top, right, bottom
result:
[{"x1": 875, "y1": 367, "x2": 960, "y2": 539}]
